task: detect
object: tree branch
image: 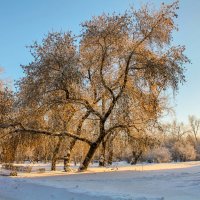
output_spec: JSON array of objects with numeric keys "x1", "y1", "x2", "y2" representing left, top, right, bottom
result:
[{"x1": 0, "y1": 123, "x2": 92, "y2": 145}]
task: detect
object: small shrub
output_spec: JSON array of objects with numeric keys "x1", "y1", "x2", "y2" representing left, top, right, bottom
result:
[
  {"x1": 25, "y1": 166, "x2": 32, "y2": 173},
  {"x1": 10, "y1": 171, "x2": 17, "y2": 176},
  {"x1": 38, "y1": 168, "x2": 45, "y2": 173}
]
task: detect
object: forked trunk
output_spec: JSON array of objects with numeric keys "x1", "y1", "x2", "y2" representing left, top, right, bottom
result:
[{"x1": 79, "y1": 121, "x2": 105, "y2": 171}]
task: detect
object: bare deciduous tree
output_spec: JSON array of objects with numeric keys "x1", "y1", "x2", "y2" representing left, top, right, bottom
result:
[
  {"x1": 189, "y1": 115, "x2": 200, "y2": 144},
  {"x1": 0, "y1": 1, "x2": 189, "y2": 171}
]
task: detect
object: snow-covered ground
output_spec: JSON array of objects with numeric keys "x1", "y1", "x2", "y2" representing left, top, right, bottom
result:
[{"x1": 0, "y1": 161, "x2": 200, "y2": 200}]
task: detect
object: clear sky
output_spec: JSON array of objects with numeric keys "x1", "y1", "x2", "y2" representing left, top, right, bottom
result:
[{"x1": 0, "y1": 0, "x2": 199, "y2": 122}]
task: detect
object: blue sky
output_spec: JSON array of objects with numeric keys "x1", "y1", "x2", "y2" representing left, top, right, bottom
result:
[{"x1": 0, "y1": 0, "x2": 199, "y2": 122}]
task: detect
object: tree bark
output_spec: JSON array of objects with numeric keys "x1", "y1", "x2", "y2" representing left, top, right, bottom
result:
[
  {"x1": 130, "y1": 151, "x2": 142, "y2": 165},
  {"x1": 51, "y1": 137, "x2": 62, "y2": 171},
  {"x1": 99, "y1": 139, "x2": 106, "y2": 166},
  {"x1": 63, "y1": 139, "x2": 77, "y2": 171},
  {"x1": 51, "y1": 157, "x2": 57, "y2": 171},
  {"x1": 79, "y1": 142, "x2": 100, "y2": 171},
  {"x1": 63, "y1": 111, "x2": 90, "y2": 171},
  {"x1": 107, "y1": 142, "x2": 113, "y2": 165},
  {"x1": 107, "y1": 133, "x2": 115, "y2": 165},
  {"x1": 79, "y1": 120, "x2": 106, "y2": 171}
]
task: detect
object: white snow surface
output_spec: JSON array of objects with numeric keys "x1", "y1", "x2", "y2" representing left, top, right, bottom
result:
[{"x1": 0, "y1": 161, "x2": 200, "y2": 200}]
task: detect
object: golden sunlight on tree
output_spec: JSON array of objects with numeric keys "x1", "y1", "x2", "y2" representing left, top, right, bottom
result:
[{"x1": 0, "y1": 1, "x2": 189, "y2": 172}]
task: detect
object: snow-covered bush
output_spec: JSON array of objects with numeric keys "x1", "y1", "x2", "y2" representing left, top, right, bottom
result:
[
  {"x1": 144, "y1": 147, "x2": 171, "y2": 163},
  {"x1": 171, "y1": 141, "x2": 196, "y2": 162}
]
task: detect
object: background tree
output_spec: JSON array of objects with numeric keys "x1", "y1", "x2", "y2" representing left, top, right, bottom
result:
[{"x1": 188, "y1": 115, "x2": 200, "y2": 144}]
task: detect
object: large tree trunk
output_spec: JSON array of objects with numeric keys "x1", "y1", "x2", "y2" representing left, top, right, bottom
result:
[
  {"x1": 79, "y1": 120, "x2": 106, "y2": 171},
  {"x1": 79, "y1": 111, "x2": 115, "y2": 171},
  {"x1": 63, "y1": 150, "x2": 70, "y2": 172},
  {"x1": 107, "y1": 134, "x2": 115, "y2": 165},
  {"x1": 71, "y1": 111, "x2": 90, "y2": 171},
  {"x1": 99, "y1": 139, "x2": 106, "y2": 166},
  {"x1": 63, "y1": 139, "x2": 77, "y2": 172},
  {"x1": 51, "y1": 157, "x2": 57, "y2": 171},
  {"x1": 79, "y1": 142, "x2": 100, "y2": 171},
  {"x1": 51, "y1": 137, "x2": 62, "y2": 171},
  {"x1": 107, "y1": 142, "x2": 113, "y2": 165}
]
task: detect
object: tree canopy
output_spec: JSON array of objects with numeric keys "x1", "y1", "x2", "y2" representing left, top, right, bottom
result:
[{"x1": 0, "y1": 1, "x2": 189, "y2": 171}]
